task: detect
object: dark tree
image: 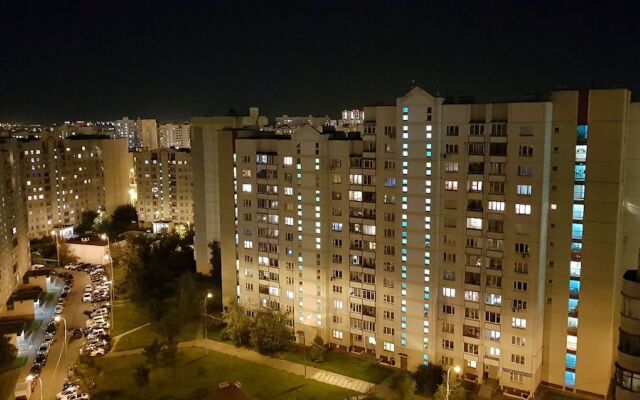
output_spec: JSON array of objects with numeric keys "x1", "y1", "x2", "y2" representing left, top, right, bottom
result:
[
  {"x1": 0, "y1": 335, "x2": 17, "y2": 366},
  {"x1": 413, "y1": 363, "x2": 444, "y2": 395},
  {"x1": 223, "y1": 299, "x2": 251, "y2": 346},
  {"x1": 310, "y1": 334, "x2": 326, "y2": 363},
  {"x1": 110, "y1": 204, "x2": 138, "y2": 235},
  {"x1": 133, "y1": 364, "x2": 150, "y2": 387},
  {"x1": 142, "y1": 338, "x2": 162, "y2": 367},
  {"x1": 76, "y1": 210, "x2": 99, "y2": 235}
]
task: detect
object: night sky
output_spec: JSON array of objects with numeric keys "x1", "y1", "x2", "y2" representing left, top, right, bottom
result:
[{"x1": 1, "y1": 0, "x2": 639, "y2": 122}]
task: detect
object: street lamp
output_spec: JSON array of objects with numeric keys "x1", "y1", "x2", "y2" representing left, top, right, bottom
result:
[
  {"x1": 101, "y1": 234, "x2": 115, "y2": 331},
  {"x1": 54, "y1": 315, "x2": 68, "y2": 374},
  {"x1": 204, "y1": 292, "x2": 213, "y2": 355},
  {"x1": 26, "y1": 374, "x2": 43, "y2": 400},
  {"x1": 51, "y1": 230, "x2": 60, "y2": 269},
  {"x1": 446, "y1": 365, "x2": 461, "y2": 400}
]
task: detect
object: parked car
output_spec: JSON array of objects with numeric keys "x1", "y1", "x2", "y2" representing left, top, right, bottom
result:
[
  {"x1": 56, "y1": 385, "x2": 79, "y2": 399},
  {"x1": 54, "y1": 304, "x2": 64, "y2": 314},
  {"x1": 82, "y1": 293, "x2": 93, "y2": 303},
  {"x1": 71, "y1": 329, "x2": 83, "y2": 339},
  {"x1": 79, "y1": 346, "x2": 106, "y2": 357},
  {"x1": 35, "y1": 353, "x2": 47, "y2": 365},
  {"x1": 90, "y1": 309, "x2": 109, "y2": 318},
  {"x1": 37, "y1": 342, "x2": 50, "y2": 356},
  {"x1": 30, "y1": 362, "x2": 42, "y2": 377},
  {"x1": 32, "y1": 264, "x2": 45, "y2": 270},
  {"x1": 64, "y1": 263, "x2": 77, "y2": 270}
]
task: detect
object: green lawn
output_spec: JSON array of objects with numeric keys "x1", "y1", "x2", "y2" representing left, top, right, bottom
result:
[
  {"x1": 0, "y1": 369, "x2": 20, "y2": 400},
  {"x1": 275, "y1": 344, "x2": 393, "y2": 384},
  {"x1": 111, "y1": 301, "x2": 152, "y2": 336},
  {"x1": 92, "y1": 347, "x2": 353, "y2": 400},
  {"x1": 114, "y1": 320, "x2": 198, "y2": 351}
]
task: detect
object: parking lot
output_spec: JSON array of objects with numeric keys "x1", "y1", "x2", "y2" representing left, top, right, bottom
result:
[{"x1": 18, "y1": 262, "x2": 113, "y2": 400}]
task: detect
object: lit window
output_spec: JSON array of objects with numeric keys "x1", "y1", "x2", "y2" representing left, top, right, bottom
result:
[
  {"x1": 442, "y1": 287, "x2": 456, "y2": 298},
  {"x1": 488, "y1": 201, "x2": 505, "y2": 212},
  {"x1": 515, "y1": 204, "x2": 532, "y2": 215},
  {"x1": 383, "y1": 342, "x2": 395, "y2": 352},
  {"x1": 332, "y1": 330, "x2": 344, "y2": 339},
  {"x1": 283, "y1": 156, "x2": 293, "y2": 166},
  {"x1": 445, "y1": 181, "x2": 458, "y2": 191},
  {"x1": 466, "y1": 218, "x2": 482, "y2": 230},
  {"x1": 516, "y1": 184, "x2": 532, "y2": 196},
  {"x1": 242, "y1": 184, "x2": 252, "y2": 193},
  {"x1": 243, "y1": 240, "x2": 253, "y2": 249},
  {"x1": 512, "y1": 317, "x2": 527, "y2": 329}
]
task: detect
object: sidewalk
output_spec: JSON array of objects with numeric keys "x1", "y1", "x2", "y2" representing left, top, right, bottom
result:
[{"x1": 107, "y1": 337, "x2": 376, "y2": 394}]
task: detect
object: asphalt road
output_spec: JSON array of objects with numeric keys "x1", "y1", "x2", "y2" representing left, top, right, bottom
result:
[{"x1": 25, "y1": 269, "x2": 93, "y2": 400}]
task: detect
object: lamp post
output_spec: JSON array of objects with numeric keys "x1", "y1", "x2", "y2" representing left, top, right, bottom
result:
[
  {"x1": 26, "y1": 374, "x2": 44, "y2": 400},
  {"x1": 51, "y1": 230, "x2": 60, "y2": 269},
  {"x1": 54, "y1": 315, "x2": 68, "y2": 374},
  {"x1": 446, "y1": 365, "x2": 461, "y2": 400},
  {"x1": 101, "y1": 234, "x2": 114, "y2": 331},
  {"x1": 204, "y1": 292, "x2": 213, "y2": 355}
]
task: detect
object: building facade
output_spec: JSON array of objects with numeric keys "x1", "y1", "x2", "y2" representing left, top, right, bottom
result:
[
  {"x1": 0, "y1": 139, "x2": 31, "y2": 315},
  {"x1": 195, "y1": 87, "x2": 640, "y2": 398},
  {"x1": 133, "y1": 148, "x2": 193, "y2": 225},
  {"x1": 20, "y1": 135, "x2": 132, "y2": 238},
  {"x1": 158, "y1": 123, "x2": 191, "y2": 149}
]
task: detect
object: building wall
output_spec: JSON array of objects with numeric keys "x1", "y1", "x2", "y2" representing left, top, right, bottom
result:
[
  {"x1": 0, "y1": 139, "x2": 31, "y2": 315},
  {"x1": 21, "y1": 136, "x2": 131, "y2": 238},
  {"x1": 140, "y1": 119, "x2": 159, "y2": 150},
  {"x1": 133, "y1": 148, "x2": 193, "y2": 225}
]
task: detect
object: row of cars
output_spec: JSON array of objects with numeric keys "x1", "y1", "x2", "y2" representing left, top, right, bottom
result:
[
  {"x1": 28, "y1": 271, "x2": 75, "y2": 381},
  {"x1": 53, "y1": 262, "x2": 113, "y2": 400}
]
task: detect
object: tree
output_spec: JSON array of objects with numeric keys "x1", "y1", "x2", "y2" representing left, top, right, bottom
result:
[
  {"x1": 57, "y1": 240, "x2": 78, "y2": 265},
  {"x1": 396, "y1": 373, "x2": 417, "y2": 400},
  {"x1": 250, "y1": 308, "x2": 291, "y2": 354},
  {"x1": 207, "y1": 241, "x2": 222, "y2": 310},
  {"x1": 223, "y1": 300, "x2": 251, "y2": 346},
  {"x1": 158, "y1": 309, "x2": 183, "y2": 344},
  {"x1": 0, "y1": 335, "x2": 17, "y2": 366},
  {"x1": 110, "y1": 204, "x2": 138, "y2": 235},
  {"x1": 142, "y1": 338, "x2": 162, "y2": 367},
  {"x1": 160, "y1": 339, "x2": 178, "y2": 366},
  {"x1": 434, "y1": 373, "x2": 466, "y2": 400},
  {"x1": 76, "y1": 210, "x2": 99, "y2": 235},
  {"x1": 413, "y1": 363, "x2": 444, "y2": 395},
  {"x1": 310, "y1": 334, "x2": 326, "y2": 363},
  {"x1": 133, "y1": 364, "x2": 150, "y2": 387}
]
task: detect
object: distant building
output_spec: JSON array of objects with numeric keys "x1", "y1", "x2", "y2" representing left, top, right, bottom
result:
[
  {"x1": 0, "y1": 138, "x2": 31, "y2": 316},
  {"x1": 20, "y1": 135, "x2": 132, "y2": 238},
  {"x1": 114, "y1": 117, "x2": 139, "y2": 149},
  {"x1": 159, "y1": 123, "x2": 190, "y2": 148},
  {"x1": 275, "y1": 115, "x2": 332, "y2": 135},
  {"x1": 133, "y1": 148, "x2": 193, "y2": 226},
  {"x1": 139, "y1": 119, "x2": 159, "y2": 150}
]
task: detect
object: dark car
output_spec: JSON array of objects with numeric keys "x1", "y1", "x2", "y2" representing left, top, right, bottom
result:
[
  {"x1": 35, "y1": 353, "x2": 47, "y2": 365},
  {"x1": 72, "y1": 329, "x2": 83, "y2": 339},
  {"x1": 46, "y1": 324, "x2": 57, "y2": 334},
  {"x1": 30, "y1": 363, "x2": 42, "y2": 377}
]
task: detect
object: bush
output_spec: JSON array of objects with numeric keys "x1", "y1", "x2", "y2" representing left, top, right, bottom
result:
[
  {"x1": 133, "y1": 364, "x2": 150, "y2": 387},
  {"x1": 413, "y1": 363, "x2": 443, "y2": 395},
  {"x1": 310, "y1": 334, "x2": 326, "y2": 363}
]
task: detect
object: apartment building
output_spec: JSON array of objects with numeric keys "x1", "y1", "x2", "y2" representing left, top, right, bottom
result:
[
  {"x1": 158, "y1": 123, "x2": 190, "y2": 148},
  {"x1": 196, "y1": 87, "x2": 640, "y2": 398},
  {"x1": 0, "y1": 139, "x2": 31, "y2": 314},
  {"x1": 133, "y1": 148, "x2": 193, "y2": 225},
  {"x1": 139, "y1": 119, "x2": 159, "y2": 150},
  {"x1": 114, "y1": 117, "x2": 139, "y2": 149},
  {"x1": 20, "y1": 135, "x2": 132, "y2": 238}
]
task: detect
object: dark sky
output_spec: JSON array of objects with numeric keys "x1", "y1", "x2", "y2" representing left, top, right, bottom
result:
[{"x1": 1, "y1": 0, "x2": 639, "y2": 122}]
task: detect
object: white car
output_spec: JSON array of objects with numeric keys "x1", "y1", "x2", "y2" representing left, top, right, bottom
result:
[
  {"x1": 79, "y1": 346, "x2": 105, "y2": 357},
  {"x1": 56, "y1": 385, "x2": 80, "y2": 399},
  {"x1": 87, "y1": 321, "x2": 111, "y2": 329},
  {"x1": 64, "y1": 263, "x2": 77, "y2": 270},
  {"x1": 32, "y1": 264, "x2": 45, "y2": 270},
  {"x1": 90, "y1": 309, "x2": 109, "y2": 318},
  {"x1": 59, "y1": 393, "x2": 90, "y2": 400},
  {"x1": 84, "y1": 284, "x2": 93, "y2": 291},
  {"x1": 54, "y1": 304, "x2": 64, "y2": 314},
  {"x1": 82, "y1": 293, "x2": 93, "y2": 303}
]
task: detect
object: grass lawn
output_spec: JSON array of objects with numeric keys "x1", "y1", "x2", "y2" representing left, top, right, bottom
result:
[
  {"x1": 111, "y1": 301, "x2": 152, "y2": 337},
  {"x1": 275, "y1": 344, "x2": 393, "y2": 384},
  {"x1": 114, "y1": 320, "x2": 198, "y2": 351},
  {"x1": 0, "y1": 369, "x2": 20, "y2": 400},
  {"x1": 92, "y1": 347, "x2": 353, "y2": 400}
]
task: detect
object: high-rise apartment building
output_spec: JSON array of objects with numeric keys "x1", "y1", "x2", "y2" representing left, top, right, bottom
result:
[
  {"x1": 194, "y1": 87, "x2": 640, "y2": 398},
  {"x1": 133, "y1": 148, "x2": 193, "y2": 225},
  {"x1": 158, "y1": 123, "x2": 191, "y2": 148},
  {"x1": 0, "y1": 139, "x2": 31, "y2": 314},
  {"x1": 20, "y1": 135, "x2": 132, "y2": 238},
  {"x1": 114, "y1": 117, "x2": 139, "y2": 149},
  {"x1": 139, "y1": 119, "x2": 159, "y2": 150}
]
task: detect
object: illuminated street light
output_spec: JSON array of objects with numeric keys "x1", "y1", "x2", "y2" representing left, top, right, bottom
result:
[
  {"x1": 204, "y1": 292, "x2": 213, "y2": 355},
  {"x1": 26, "y1": 374, "x2": 43, "y2": 400},
  {"x1": 446, "y1": 365, "x2": 461, "y2": 400},
  {"x1": 54, "y1": 315, "x2": 68, "y2": 373}
]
